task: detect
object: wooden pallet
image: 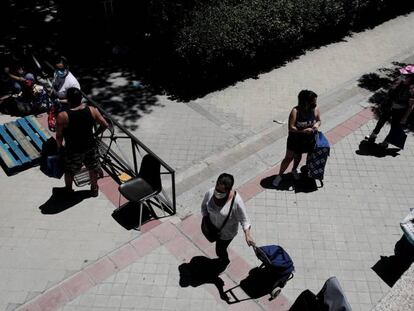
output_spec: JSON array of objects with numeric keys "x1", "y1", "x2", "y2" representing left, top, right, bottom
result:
[{"x1": 0, "y1": 115, "x2": 51, "y2": 174}]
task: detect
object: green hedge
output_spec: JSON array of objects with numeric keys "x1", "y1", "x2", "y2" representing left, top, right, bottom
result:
[{"x1": 151, "y1": 0, "x2": 413, "y2": 82}]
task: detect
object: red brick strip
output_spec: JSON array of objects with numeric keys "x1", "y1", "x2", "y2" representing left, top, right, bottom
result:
[
  {"x1": 21, "y1": 107, "x2": 375, "y2": 310},
  {"x1": 238, "y1": 107, "x2": 375, "y2": 202},
  {"x1": 176, "y1": 215, "x2": 291, "y2": 310},
  {"x1": 17, "y1": 231, "x2": 162, "y2": 311}
]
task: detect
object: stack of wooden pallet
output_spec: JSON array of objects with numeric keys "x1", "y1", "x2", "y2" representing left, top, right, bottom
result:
[{"x1": 0, "y1": 115, "x2": 51, "y2": 175}]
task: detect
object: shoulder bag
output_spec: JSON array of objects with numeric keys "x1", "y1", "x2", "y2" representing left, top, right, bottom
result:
[{"x1": 201, "y1": 191, "x2": 236, "y2": 242}]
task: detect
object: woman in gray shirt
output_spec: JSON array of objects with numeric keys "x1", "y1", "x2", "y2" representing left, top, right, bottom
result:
[{"x1": 201, "y1": 173, "x2": 255, "y2": 270}]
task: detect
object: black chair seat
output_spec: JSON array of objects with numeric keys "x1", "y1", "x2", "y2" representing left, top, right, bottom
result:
[
  {"x1": 117, "y1": 154, "x2": 162, "y2": 230},
  {"x1": 119, "y1": 177, "x2": 158, "y2": 202}
]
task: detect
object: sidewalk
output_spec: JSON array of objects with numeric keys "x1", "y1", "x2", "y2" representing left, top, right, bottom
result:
[
  {"x1": 15, "y1": 99, "x2": 414, "y2": 311},
  {"x1": 1, "y1": 11, "x2": 414, "y2": 311}
]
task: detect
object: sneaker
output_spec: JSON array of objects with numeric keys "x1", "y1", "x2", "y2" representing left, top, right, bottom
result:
[
  {"x1": 272, "y1": 175, "x2": 282, "y2": 187},
  {"x1": 292, "y1": 170, "x2": 300, "y2": 180},
  {"x1": 365, "y1": 133, "x2": 377, "y2": 143}
]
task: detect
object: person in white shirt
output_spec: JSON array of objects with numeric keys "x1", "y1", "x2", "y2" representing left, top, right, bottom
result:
[
  {"x1": 201, "y1": 173, "x2": 255, "y2": 270},
  {"x1": 51, "y1": 56, "x2": 80, "y2": 103}
]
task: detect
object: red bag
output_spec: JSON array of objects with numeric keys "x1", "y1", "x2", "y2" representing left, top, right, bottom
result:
[{"x1": 48, "y1": 105, "x2": 57, "y2": 132}]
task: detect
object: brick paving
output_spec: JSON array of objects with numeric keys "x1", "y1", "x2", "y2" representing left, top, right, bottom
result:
[{"x1": 1, "y1": 11, "x2": 414, "y2": 311}]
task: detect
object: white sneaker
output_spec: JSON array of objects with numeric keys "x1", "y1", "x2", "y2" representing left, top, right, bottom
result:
[
  {"x1": 272, "y1": 175, "x2": 282, "y2": 187},
  {"x1": 365, "y1": 133, "x2": 377, "y2": 142},
  {"x1": 292, "y1": 170, "x2": 300, "y2": 180}
]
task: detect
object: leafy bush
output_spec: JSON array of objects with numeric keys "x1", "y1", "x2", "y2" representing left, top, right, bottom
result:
[{"x1": 162, "y1": 0, "x2": 413, "y2": 85}]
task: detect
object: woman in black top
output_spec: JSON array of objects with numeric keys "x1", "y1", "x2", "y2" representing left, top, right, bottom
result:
[{"x1": 273, "y1": 90, "x2": 321, "y2": 187}]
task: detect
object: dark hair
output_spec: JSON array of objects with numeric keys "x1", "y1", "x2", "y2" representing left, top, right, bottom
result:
[
  {"x1": 298, "y1": 90, "x2": 318, "y2": 109},
  {"x1": 54, "y1": 55, "x2": 68, "y2": 68},
  {"x1": 216, "y1": 173, "x2": 234, "y2": 191},
  {"x1": 66, "y1": 87, "x2": 82, "y2": 107}
]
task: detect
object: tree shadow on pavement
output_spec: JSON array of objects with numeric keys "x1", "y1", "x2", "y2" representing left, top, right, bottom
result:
[
  {"x1": 356, "y1": 140, "x2": 400, "y2": 158},
  {"x1": 73, "y1": 64, "x2": 163, "y2": 131},
  {"x1": 260, "y1": 174, "x2": 319, "y2": 193},
  {"x1": 178, "y1": 256, "x2": 228, "y2": 302},
  {"x1": 39, "y1": 189, "x2": 93, "y2": 214},
  {"x1": 372, "y1": 235, "x2": 414, "y2": 287}
]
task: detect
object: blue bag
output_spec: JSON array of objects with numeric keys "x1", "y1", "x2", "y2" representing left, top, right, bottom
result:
[
  {"x1": 40, "y1": 137, "x2": 64, "y2": 179},
  {"x1": 43, "y1": 154, "x2": 64, "y2": 179},
  {"x1": 306, "y1": 132, "x2": 331, "y2": 180},
  {"x1": 256, "y1": 245, "x2": 294, "y2": 278},
  {"x1": 315, "y1": 131, "x2": 330, "y2": 148},
  {"x1": 307, "y1": 131, "x2": 330, "y2": 180}
]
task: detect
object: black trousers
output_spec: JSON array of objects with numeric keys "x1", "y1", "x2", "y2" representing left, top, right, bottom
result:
[
  {"x1": 372, "y1": 108, "x2": 405, "y2": 135},
  {"x1": 215, "y1": 238, "x2": 233, "y2": 263}
]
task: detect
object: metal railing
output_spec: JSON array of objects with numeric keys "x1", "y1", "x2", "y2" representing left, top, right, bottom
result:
[
  {"x1": 29, "y1": 53, "x2": 176, "y2": 216},
  {"x1": 84, "y1": 93, "x2": 176, "y2": 216}
]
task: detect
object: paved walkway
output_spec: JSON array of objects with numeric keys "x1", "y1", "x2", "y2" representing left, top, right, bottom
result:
[{"x1": 1, "y1": 11, "x2": 414, "y2": 311}]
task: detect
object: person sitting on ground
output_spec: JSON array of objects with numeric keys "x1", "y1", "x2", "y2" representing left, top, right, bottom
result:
[
  {"x1": 0, "y1": 73, "x2": 50, "y2": 115},
  {"x1": 273, "y1": 90, "x2": 321, "y2": 187},
  {"x1": 201, "y1": 173, "x2": 255, "y2": 272},
  {"x1": 3, "y1": 64, "x2": 28, "y2": 94},
  {"x1": 56, "y1": 87, "x2": 108, "y2": 197},
  {"x1": 22, "y1": 74, "x2": 52, "y2": 113},
  {"x1": 365, "y1": 64, "x2": 414, "y2": 147},
  {"x1": 51, "y1": 56, "x2": 80, "y2": 105}
]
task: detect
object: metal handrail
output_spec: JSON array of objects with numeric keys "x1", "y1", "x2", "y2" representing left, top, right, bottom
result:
[
  {"x1": 84, "y1": 93, "x2": 176, "y2": 215},
  {"x1": 29, "y1": 53, "x2": 176, "y2": 215}
]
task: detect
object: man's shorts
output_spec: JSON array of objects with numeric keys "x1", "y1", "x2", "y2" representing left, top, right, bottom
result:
[{"x1": 64, "y1": 147, "x2": 101, "y2": 174}]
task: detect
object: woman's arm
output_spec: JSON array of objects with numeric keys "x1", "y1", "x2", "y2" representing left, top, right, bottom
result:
[
  {"x1": 243, "y1": 226, "x2": 255, "y2": 246},
  {"x1": 288, "y1": 108, "x2": 314, "y2": 134},
  {"x1": 236, "y1": 196, "x2": 255, "y2": 246},
  {"x1": 201, "y1": 191, "x2": 210, "y2": 217},
  {"x1": 312, "y1": 106, "x2": 321, "y2": 130},
  {"x1": 288, "y1": 108, "x2": 299, "y2": 133}
]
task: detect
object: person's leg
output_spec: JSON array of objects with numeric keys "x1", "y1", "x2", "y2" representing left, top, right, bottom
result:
[
  {"x1": 380, "y1": 109, "x2": 405, "y2": 147},
  {"x1": 215, "y1": 238, "x2": 233, "y2": 267},
  {"x1": 292, "y1": 153, "x2": 302, "y2": 172},
  {"x1": 84, "y1": 147, "x2": 101, "y2": 197},
  {"x1": 61, "y1": 152, "x2": 79, "y2": 192},
  {"x1": 391, "y1": 109, "x2": 405, "y2": 128},
  {"x1": 278, "y1": 149, "x2": 295, "y2": 175},
  {"x1": 64, "y1": 172, "x2": 74, "y2": 190},
  {"x1": 366, "y1": 109, "x2": 392, "y2": 141},
  {"x1": 89, "y1": 170, "x2": 99, "y2": 196},
  {"x1": 273, "y1": 149, "x2": 295, "y2": 186}
]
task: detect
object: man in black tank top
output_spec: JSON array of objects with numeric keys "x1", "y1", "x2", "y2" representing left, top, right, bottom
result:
[{"x1": 56, "y1": 88, "x2": 108, "y2": 197}]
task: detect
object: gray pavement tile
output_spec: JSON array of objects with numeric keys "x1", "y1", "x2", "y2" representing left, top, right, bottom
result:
[{"x1": 3, "y1": 11, "x2": 414, "y2": 311}]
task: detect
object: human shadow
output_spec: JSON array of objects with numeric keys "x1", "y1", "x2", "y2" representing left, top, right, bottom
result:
[
  {"x1": 178, "y1": 256, "x2": 228, "y2": 302},
  {"x1": 372, "y1": 235, "x2": 414, "y2": 287},
  {"x1": 260, "y1": 172, "x2": 319, "y2": 193},
  {"x1": 356, "y1": 140, "x2": 400, "y2": 158},
  {"x1": 39, "y1": 189, "x2": 93, "y2": 214},
  {"x1": 111, "y1": 201, "x2": 154, "y2": 230}
]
